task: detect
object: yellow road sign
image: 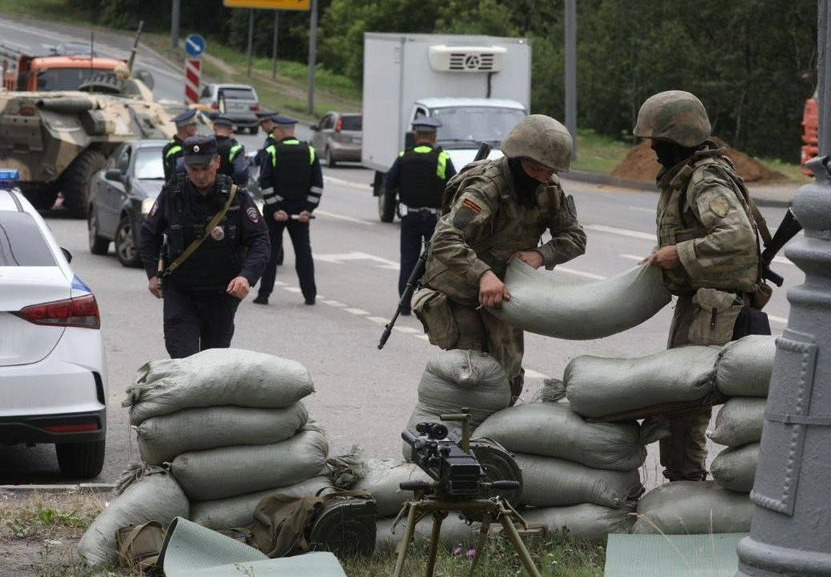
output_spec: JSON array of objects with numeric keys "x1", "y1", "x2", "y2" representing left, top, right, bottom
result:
[{"x1": 223, "y1": 0, "x2": 310, "y2": 9}]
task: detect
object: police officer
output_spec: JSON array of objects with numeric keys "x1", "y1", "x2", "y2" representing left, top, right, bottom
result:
[
  {"x1": 418, "y1": 115, "x2": 586, "y2": 404},
  {"x1": 162, "y1": 109, "x2": 198, "y2": 182},
  {"x1": 212, "y1": 115, "x2": 249, "y2": 186},
  {"x1": 253, "y1": 115, "x2": 323, "y2": 306},
  {"x1": 384, "y1": 117, "x2": 456, "y2": 315},
  {"x1": 634, "y1": 90, "x2": 769, "y2": 482},
  {"x1": 254, "y1": 109, "x2": 276, "y2": 167},
  {"x1": 140, "y1": 135, "x2": 270, "y2": 358}
]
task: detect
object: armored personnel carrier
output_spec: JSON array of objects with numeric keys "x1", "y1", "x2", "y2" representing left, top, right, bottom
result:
[{"x1": 0, "y1": 71, "x2": 173, "y2": 217}]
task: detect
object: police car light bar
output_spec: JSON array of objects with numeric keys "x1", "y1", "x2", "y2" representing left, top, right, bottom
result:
[{"x1": 0, "y1": 168, "x2": 20, "y2": 186}]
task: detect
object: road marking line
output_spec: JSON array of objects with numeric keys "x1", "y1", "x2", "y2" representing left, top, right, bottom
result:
[
  {"x1": 367, "y1": 316, "x2": 388, "y2": 325},
  {"x1": 345, "y1": 307, "x2": 369, "y2": 315},
  {"x1": 769, "y1": 315, "x2": 787, "y2": 325},
  {"x1": 315, "y1": 251, "x2": 399, "y2": 270},
  {"x1": 628, "y1": 206, "x2": 656, "y2": 213},
  {"x1": 321, "y1": 299, "x2": 346, "y2": 307},
  {"x1": 395, "y1": 326, "x2": 422, "y2": 334},
  {"x1": 585, "y1": 224, "x2": 656, "y2": 241},
  {"x1": 324, "y1": 175, "x2": 371, "y2": 191},
  {"x1": 524, "y1": 369, "x2": 549, "y2": 379},
  {"x1": 314, "y1": 209, "x2": 375, "y2": 226},
  {"x1": 556, "y1": 266, "x2": 606, "y2": 280},
  {"x1": 283, "y1": 287, "x2": 301, "y2": 293}
]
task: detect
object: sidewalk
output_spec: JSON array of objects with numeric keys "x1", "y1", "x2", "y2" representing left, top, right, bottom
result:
[{"x1": 566, "y1": 170, "x2": 803, "y2": 209}]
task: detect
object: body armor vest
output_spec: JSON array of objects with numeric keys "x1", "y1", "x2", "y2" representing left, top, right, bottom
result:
[
  {"x1": 272, "y1": 140, "x2": 312, "y2": 200},
  {"x1": 398, "y1": 146, "x2": 445, "y2": 208},
  {"x1": 216, "y1": 137, "x2": 241, "y2": 179}
]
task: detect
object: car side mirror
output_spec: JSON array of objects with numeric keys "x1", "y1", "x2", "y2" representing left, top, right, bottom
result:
[
  {"x1": 60, "y1": 247, "x2": 72, "y2": 263},
  {"x1": 310, "y1": 125, "x2": 319, "y2": 131},
  {"x1": 105, "y1": 169, "x2": 123, "y2": 182}
]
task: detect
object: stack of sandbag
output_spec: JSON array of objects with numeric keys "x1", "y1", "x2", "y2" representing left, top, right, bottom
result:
[
  {"x1": 123, "y1": 349, "x2": 334, "y2": 531},
  {"x1": 708, "y1": 335, "x2": 775, "y2": 494},
  {"x1": 402, "y1": 350, "x2": 511, "y2": 459},
  {"x1": 471, "y1": 402, "x2": 658, "y2": 540}
]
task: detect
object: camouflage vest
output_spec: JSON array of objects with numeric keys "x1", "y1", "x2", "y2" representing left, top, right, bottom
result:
[
  {"x1": 426, "y1": 157, "x2": 562, "y2": 303},
  {"x1": 657, "y1": 154, "x2": 760, "y2": 294}
]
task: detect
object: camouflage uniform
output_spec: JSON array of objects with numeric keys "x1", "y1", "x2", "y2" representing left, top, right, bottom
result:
[
  {"x1": 421, "y1": 155, "x2": 586, "y2": 382},
  {"x1": 636, "y1": 91, "x2": 761, "y2": 481}
]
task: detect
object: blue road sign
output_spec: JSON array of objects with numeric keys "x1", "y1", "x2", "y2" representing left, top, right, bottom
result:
[{"x1": 185, "y1": 34, "x2": 207, "y2": 58}]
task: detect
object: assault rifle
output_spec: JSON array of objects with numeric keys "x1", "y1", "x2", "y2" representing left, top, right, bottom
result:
[
  {"x1": 760, "y1": 208, "x2": 801, "y2": 287},
  {"x1": 377, "y1": 141, "x2": 492, "y2": 350}
]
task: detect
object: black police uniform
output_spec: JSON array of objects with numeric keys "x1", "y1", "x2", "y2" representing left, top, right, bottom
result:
[
  {"x1": 256, "y1": 120, "x2": 323, "y2": 305},
  {"x1": 213, "y1": 116, "x2": 249, "y2": 186},
  {"x1": 162, "y1": 135, "x2": 185, "y2": 182},
  {"x1": 140, "y1": 137, "x2": 270, "y2": 358},
  {"x1": 384, "y1": 120, "x2": 456, "y2": 314}
]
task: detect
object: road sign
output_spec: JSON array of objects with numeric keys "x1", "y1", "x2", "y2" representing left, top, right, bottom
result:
[
  {"x1": 185, "y1": 33, "x2": 206, "y2": 57},
  {"x1": 184, "y1": 58, "x2": 202, "y2": 104},
  {"x1": 223, "y1": 0, "x2": 310, "y2": 10}
]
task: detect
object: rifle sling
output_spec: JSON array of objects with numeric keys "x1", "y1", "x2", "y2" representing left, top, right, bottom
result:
[{"x1": 162, "y1": 184, "x2": 238, "y2": 278}]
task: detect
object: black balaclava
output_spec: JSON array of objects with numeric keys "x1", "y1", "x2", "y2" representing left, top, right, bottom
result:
[
  {"x1": 508, "y1": 158, "x2": 541, "y2": 208},
  {"x1": 652, "y1": 140, "x2": 700, "y2": 170}
]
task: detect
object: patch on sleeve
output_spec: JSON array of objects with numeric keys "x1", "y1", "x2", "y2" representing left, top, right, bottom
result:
[
  {"x1": 246, "y1": 206, "x2": 261, "y2": 223},
  {"x1": 709, "y1": 196, "x2": 730, "y2": 218},
  {"x1": 462, "y1": 198, "x2": 482, "y2": 214}
]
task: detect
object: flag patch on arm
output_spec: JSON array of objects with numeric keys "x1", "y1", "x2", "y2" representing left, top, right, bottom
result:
[{"x1": 462, "y1": 199, "x2": 482, "y2": 214}]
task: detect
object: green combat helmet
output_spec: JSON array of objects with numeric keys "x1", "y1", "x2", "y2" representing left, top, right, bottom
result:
[
  {"x1": 501, "y1": 114, "x2": 573, "y2": 172},
  {"x1": 634, "y1": 90, "x2": 711, "y2": 147}
]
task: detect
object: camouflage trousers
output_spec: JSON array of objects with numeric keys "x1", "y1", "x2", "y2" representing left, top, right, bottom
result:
[
  {"x1": 660, "y1": 294, "x2": 725, "y2": 481},
  {"x1": 449, "y1": 300, "x2": 524, "y2": 403}
]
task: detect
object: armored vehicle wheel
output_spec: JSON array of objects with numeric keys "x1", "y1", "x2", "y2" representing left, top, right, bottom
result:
[
  {"x1": 115, "y1": 216, "x2": 142, "y2": 268},
  {"x1": 55, "y1": 440, "x2": 105, "y2": 479},
  {"x1": 378, "y1": 189, "x2": 396, "y2": 223},
  {"x1": 88, "y1": 208, "x2": 109, "y2": 255},
  {"x1": 62, "y1": 149, "x2": 107, "y2": 219},
  {"x1": 326, "y1": 147, "x2": 337, "y2": 168}
]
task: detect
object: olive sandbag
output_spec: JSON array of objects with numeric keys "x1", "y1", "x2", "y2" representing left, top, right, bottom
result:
[
  {"x1": 77, "y1": 468, "x2": 189, "y2": 567},
  {"x1": 402, "y1": 350, "x2": 511, "y2": 460},
  {"x1": 631, "y1": 481, "x2": 754, "y2": 534},
  {"x1": 708, "y1": 397, "x2": 766, "y2": 447},
  {"x1": 471, "y1": 403, "x2": 648, "y2": 471},
  {"x1": 489, "y1": 260, "x2": 671, "y2": 340},
  {"x1": 375, "y1": 516, "x2": 477, "y2": 552},
  {"x1": 520, "y1": 504, "x2": 635, "y2": 542},
  {"x1": 190, "y1": 476, "x2": 332, "y2": 530},
  {"x1": 136, "y1": 403, "x2": 309, "y2": 465},
  {"x1": 564, "y1": 346, "x2": 721, "y2": 419},
  {"x1": 514, "y1": 453, "x2": 643, "y2": 509},
  {"x1": 170, "y1": 428, "x2": 329, "y2": 501},
  {"x1": 711, "y1": 443, "x2": 759, "y2": 493},
  {"x1": 715, "y1": 335, "x2": 776, "y2": 397},
  {"x1": 124, "y1": 349, "x2": 315, "y2": 425},
  {"x1": 353, "y1": 459, "x2": 432, "y2": 517}
]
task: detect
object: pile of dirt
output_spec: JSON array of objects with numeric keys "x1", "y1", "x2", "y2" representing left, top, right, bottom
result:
[{"x1": 611, "y1": 138, "x2": 788, "y2": 184}]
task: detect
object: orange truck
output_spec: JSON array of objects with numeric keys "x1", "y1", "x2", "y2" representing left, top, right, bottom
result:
[
  {"x1": 0, "y1": 44, "x2": 126, "y2": 92},
  {"x1": 801, "y1": 90, "x2": 819, "y2": 175}
]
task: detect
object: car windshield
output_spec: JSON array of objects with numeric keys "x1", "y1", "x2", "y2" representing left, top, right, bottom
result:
[
  {"x1": 36, "y1": 67, "x2": 113, "y2": 91},
  {"x1": 432, "y1": 107, "x2": 526, "y2": 147},
  {"x1": 340, "y1": 115, "x2": 362, "y2": 131},
  {"x1": 134, "y1": 148, "x2": 165, "y2": 180},
  {"x1": 0, "y1": 212, "x2": 56, "y2": 266},
  {"x1": 221, "y1": 88, "x2": 256, "y2": 101}
]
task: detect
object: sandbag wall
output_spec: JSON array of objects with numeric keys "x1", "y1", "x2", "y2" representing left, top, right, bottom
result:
[{"x1": 79, "y1": 349, "x2": 335, "y2": 567}]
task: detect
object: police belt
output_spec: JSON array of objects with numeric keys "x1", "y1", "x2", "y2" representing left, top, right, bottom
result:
[{"x1": 400, "y1": 205, "x2": 441, "y2": 217}]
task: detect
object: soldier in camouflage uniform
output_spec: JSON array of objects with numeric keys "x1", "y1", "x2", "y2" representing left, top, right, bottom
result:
[
  {"x1": 416, "y1": 115, "x2": 587, "y2": 403},
  {"x1": 635, "y1": 90, "x2": 766, "y2": 481}
]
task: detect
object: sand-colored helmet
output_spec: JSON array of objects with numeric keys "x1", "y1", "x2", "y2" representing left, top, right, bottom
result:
[
  {"x1": 633, "y1": 90, "x2": 711, "y2": 147},
  {"x1": 501, "y1": 114, "x2": 573, "y2": 171},
  {"x1": 113, "y1": 63, "x2": 131, "y2": 81}
]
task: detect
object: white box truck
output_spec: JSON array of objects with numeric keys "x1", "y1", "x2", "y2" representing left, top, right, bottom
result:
[{"x1": 362, "y1": 32, "x2": 531, "y2": 222}]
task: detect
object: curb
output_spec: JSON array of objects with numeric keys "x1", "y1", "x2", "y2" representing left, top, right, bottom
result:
[{"x1": 0, "y1": 483, "x2": 115, "y2": 493}]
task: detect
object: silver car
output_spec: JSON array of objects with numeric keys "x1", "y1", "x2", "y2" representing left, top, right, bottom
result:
[
  {"x1": 310, "y1": 111, "x2": 362, "y2": 167},
  {"x1": 198, "y1": 83, "x2": 261, "y2": 134}
]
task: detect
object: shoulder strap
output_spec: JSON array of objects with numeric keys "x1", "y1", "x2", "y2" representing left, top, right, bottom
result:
[{"x1": 162, "y1": 184, "x2": 238, "y2": 278}]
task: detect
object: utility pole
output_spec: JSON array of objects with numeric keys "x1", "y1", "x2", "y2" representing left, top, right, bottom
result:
[
  {"x1": 272, "y1": 11, "x2": 279, "y2": 79},
  {"x1": 171, "y1": 0, "x2": 181, "y2": 49},
  {"x1": 564, "y1": 0, "x2": 577, "y2": 161},
  {"x1": 307, "y1": 0, "x2": 318, "y2": 114},
  {"x1": 246, "y1": 9, "x2": 254, "y2": 79}
]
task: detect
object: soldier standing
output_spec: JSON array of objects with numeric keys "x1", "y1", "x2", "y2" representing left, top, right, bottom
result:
[
  {"x1": 634, "y1": 90, "x2": 770, "y2": 482},
  {"x1": 384, "y1": 117, "x2": 456, "y2": 315},
  {"x1": 140, "y1": 135, "x2": 270, "y2": 358},
  {"x1": 162, "y1": 109, "x2": 198, "y2": 182},
  {"x1": 417, "y1": 115, "x2": 587, "y2": 404},
  {"x1": 253, "y1": 115, "x2": 323, "y2": 306},
  {"x1": 211, "y1": 115, "x2": 249, "y2": 186}
]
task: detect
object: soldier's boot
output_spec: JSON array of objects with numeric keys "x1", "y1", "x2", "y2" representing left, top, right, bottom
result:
[{"x1": 659, "y1": 406, "x2": 712, "y2": 481}]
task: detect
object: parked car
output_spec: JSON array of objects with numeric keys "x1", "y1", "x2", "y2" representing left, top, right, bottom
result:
[
  {"x1": 88, "y1": 140, "x2": 168, "y2": 267},
  {"x1": 195, "y1": 83, "x2": 261, "y2": 134},
  {"x1": 49, "y1": 42, "x2": 98, "y2": 57},
  {"x1": 310, "y1": 111, "x2": 362, "y2": 167},
  {"x1": 0, "y1": 173, "x2": 107, "y2": 479}
]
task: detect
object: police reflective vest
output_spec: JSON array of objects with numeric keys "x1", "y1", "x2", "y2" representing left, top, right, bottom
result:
[
  {"x1": 162, "y1": 136, "x2": 184, "y2": 181},
  {"x1": 397, "y1": 145, "x2": 450, "y2": 209},
  {"x1": 263, "y1": 138, "x2": 316, "y2": 204},
  {"x1": 216, "y1": 137, "x2": 244, "y2": 179}
]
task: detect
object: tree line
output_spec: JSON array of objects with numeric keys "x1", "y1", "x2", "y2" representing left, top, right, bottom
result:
[{"x1": 69, "y1": 0, "x2": 816, "y2": 161}]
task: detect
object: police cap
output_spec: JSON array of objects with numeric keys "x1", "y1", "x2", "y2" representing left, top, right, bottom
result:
[
  {"x1": 256, "y1": 109, "x2": 275, "y2": 120},
  {"x1": 182, "y1": 136, "x2": 218, "y2": 166},
  {"x1": 211, "y1": 115, "x2": 234, "y2": 128},
  {"x1": 172, "y1": 108, "x2": 198, "y2": 127},
  {"x1": 271, "y1": 114, "x2": 297, "y2": 128},
  {"x1": 411, "y1": 117, "x2": 442, "y2": 134}
]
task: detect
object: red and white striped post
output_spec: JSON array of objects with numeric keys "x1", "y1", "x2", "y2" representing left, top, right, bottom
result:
[{"x1": 184, "y1": 58, "x2": 201, "y2": 105}]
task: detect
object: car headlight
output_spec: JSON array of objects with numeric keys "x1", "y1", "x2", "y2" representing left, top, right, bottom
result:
[{"x1": 141, "y1": 198, "x2": 157, "y2": 215}]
